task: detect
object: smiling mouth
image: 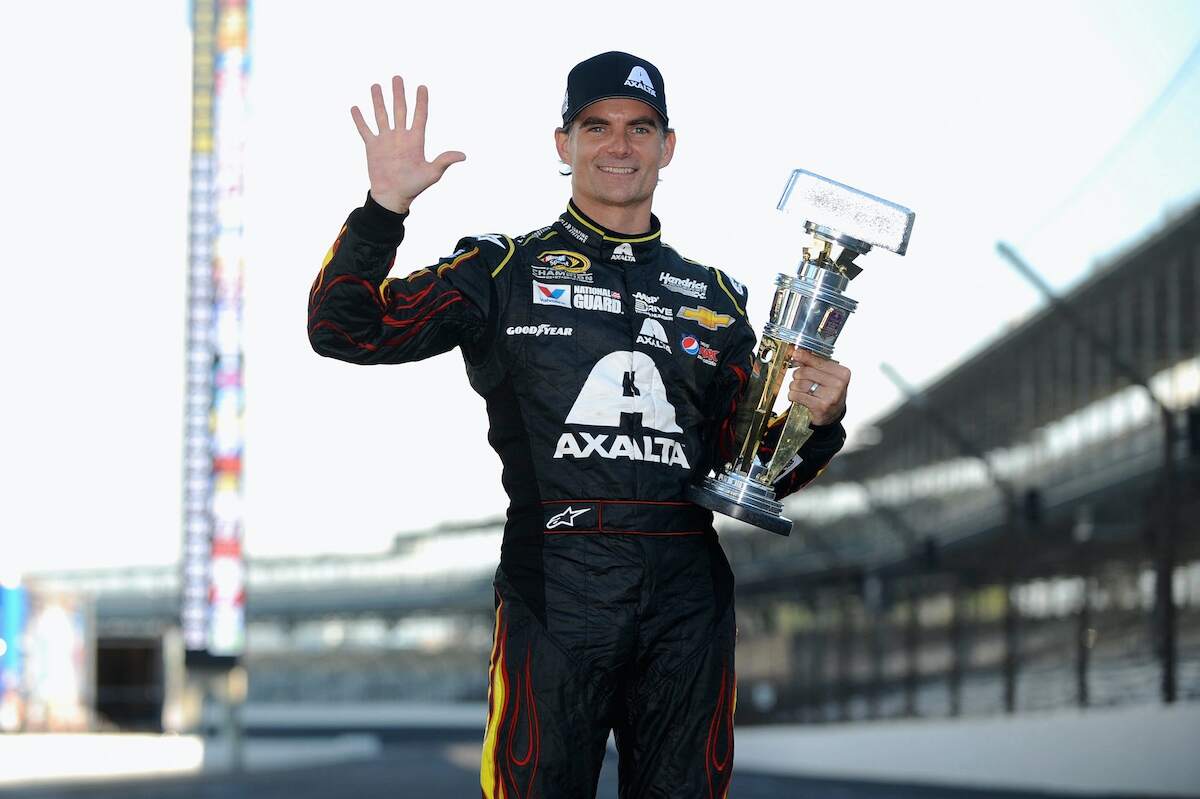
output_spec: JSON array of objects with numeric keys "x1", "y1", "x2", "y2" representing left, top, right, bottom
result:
[{"x1": 598, "y1": 166, "x2": 636, "y2": 175}]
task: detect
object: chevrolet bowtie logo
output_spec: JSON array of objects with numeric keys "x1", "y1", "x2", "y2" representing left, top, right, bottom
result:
[
  {"x1": 678, "y1": 306, "x2": 734, "y2": 331},
  {"x1": 547, "y1": 505, "x2": 591, "y2": 529}
]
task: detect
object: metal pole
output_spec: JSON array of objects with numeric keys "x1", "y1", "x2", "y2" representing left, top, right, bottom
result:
[
  {"x1": 837, "y1": 582, "x2": 854, "y2": 722},
  {"x1": 1003, "y1": 572, "x2": 1018, "y2": 714},
  {"x1": 949, "y1": 580, "x2": 964, "y2": 717},
  {"x1": 997, "y1": 242, "x2": 1178, "y2": 704},
  {"x1": 904, "y1": 578, "x2": 920, "y2": 717}
]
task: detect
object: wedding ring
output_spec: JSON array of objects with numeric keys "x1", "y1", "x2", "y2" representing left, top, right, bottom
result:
[{"x1": 808, "y1": 381, "x2": 820, "y2": 395}]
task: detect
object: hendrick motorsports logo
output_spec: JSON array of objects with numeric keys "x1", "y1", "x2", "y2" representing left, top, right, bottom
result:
[
  {"x1": 659, "y1": 271, "x2": 707, "y2": 299},
  {"x1": 506, "y1": 324, "x2": 573, "y2": 337}
]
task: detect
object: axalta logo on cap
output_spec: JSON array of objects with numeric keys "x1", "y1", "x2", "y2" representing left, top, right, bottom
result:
[{"x1": 624, "y1": 66, "x2": 657, "y2": 97}]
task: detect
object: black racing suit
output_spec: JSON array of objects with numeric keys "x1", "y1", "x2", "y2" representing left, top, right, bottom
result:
[{"x1": 308, "y1": 195, "x2": 846, "y2": 798}]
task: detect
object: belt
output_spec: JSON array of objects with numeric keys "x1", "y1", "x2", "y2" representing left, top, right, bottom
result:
[{"x1": 540, "y1": 499, "x2": 711, "y2": 536}]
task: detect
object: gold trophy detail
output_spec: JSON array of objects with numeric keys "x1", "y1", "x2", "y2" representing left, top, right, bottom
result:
[{"x1": 687, "y1": 169, "x2": 915, "y2": 535}]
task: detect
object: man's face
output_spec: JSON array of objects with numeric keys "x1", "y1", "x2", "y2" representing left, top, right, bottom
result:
[{"x1": 555, "y1": 98, "x2": 676, "y2": 213}]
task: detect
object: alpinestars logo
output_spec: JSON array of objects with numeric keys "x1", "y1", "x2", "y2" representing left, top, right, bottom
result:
[
  {"x1": 554, "y1": 351, "x2": 689, "y2": 469},
  {"x1": 611, "y1": 243, "x2": 636, "y2": 263},
  {"x1": 624, "y1": 66, "x2": 657, "y2": 97},
  {"x1": 660, "y1": 272, "x2": 707, "y2": 299},
  {"x1": 636, "y1": 318, "x2": 671, "y2": 352},
  {"x1": 547, "y1": 506, "x2": 590, "y2": 529}
]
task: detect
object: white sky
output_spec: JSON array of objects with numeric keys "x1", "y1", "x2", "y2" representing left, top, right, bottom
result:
[{"x1": 2, "y1": 1, "x2": 1198, "y2": 573}]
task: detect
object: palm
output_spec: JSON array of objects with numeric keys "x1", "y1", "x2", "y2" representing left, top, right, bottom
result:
[{"x1": 351, "y1": 76, "x2": 465, "y2": 214}]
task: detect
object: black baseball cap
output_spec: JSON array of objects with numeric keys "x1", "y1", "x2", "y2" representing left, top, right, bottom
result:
[{"x1": 561, "y1": 51, "x2": 669, "y2": 128}]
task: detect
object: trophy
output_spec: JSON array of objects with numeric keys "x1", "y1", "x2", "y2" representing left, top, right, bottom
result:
[{"x1": 687, "y1": 169, "x2": 915, "y2": 535}]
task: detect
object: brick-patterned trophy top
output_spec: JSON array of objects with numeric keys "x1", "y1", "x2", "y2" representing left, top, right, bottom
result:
[{"x1": 687, "y1": 169, "x2": 916, "y2": 535}]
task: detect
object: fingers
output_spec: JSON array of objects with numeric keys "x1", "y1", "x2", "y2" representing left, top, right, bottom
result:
[
  {"x1": 350, "y1": 105, "x2": 372, "y2": 141},
  {"x1": 411, "y1": 84, "x2": 429, "y2": 135},
  {"x1": 431, "y1": 150, "x2": 467, "y2": 176},
  {"x1": 787, "y1": 374, "x2": 846, "y2": 425},
  {"x1": 790, "y1": 348, "x2": 851, "y2": 384},
  {"x1": 371, "y1": 82, "x2": 390, "y2": 132},
  {"x1": 391, "y1": 75, "x2": 408, "y2": 130}
]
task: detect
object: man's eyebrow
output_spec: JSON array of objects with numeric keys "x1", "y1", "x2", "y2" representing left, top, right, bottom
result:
[{"x1": 577, "y1": 116, "x2": 660, "y2": 128}]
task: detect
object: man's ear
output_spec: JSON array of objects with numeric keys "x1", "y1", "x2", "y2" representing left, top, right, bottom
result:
[
  {"x1": 554, "y1": 126, "x2": 571, "y2": 164},
  {"x1": 659, "y1": 129, "x2": 676, "y2": 168}
]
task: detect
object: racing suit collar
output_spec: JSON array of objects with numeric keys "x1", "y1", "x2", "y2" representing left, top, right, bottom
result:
[{"x1": 554, "y1": 200, "x2": 662, "y2": 264}]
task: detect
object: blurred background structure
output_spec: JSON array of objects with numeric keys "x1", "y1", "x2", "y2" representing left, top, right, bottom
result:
[{"x1": 2, "y1": 0, "x2": 1199, "y2": 796}]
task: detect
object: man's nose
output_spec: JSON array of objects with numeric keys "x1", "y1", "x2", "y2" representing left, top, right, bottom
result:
[{"x1": 605, "y1": 130, "x2": 633, "y2": 156}]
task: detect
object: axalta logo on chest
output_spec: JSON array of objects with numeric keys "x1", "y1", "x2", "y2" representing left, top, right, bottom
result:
[{"x1": 554, "y1": 351, "x2": 691, "y2": 470}]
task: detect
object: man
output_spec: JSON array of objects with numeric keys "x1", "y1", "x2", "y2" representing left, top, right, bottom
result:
[{"x1": 309, "y1": 52, "x2": 850, "y2": 799}]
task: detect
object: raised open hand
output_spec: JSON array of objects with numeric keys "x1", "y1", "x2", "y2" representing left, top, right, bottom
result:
[{"x1": 350, "y1": 76, "x2": 466, "y2": 215}]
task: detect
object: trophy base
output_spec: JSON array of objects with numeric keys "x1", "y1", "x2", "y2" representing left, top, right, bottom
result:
[{"x1": 687, "y1": 475, "x2": 793, "y2": 537}]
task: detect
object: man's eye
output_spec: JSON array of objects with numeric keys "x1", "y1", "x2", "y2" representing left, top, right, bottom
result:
[
  {"x1": 588, "y1": 126, "x2": 605, "y2": 133},
  {"x1": 633, "y1": 127, "x2": 651, "y2": 135}
]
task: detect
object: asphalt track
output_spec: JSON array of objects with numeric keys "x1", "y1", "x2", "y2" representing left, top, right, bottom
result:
[{"x1": 0, "y1": 739, "x2": 1132, "y2": 799}]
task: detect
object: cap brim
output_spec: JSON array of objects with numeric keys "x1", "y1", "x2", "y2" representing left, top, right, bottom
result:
[{"x1": 564, "y1": 94, "x2": 668, "y2": 127}]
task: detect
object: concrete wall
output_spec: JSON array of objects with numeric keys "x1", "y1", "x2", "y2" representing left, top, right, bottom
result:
[{"x1": 736, "y1": 702, "x2": 1200, "y2": 797}]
